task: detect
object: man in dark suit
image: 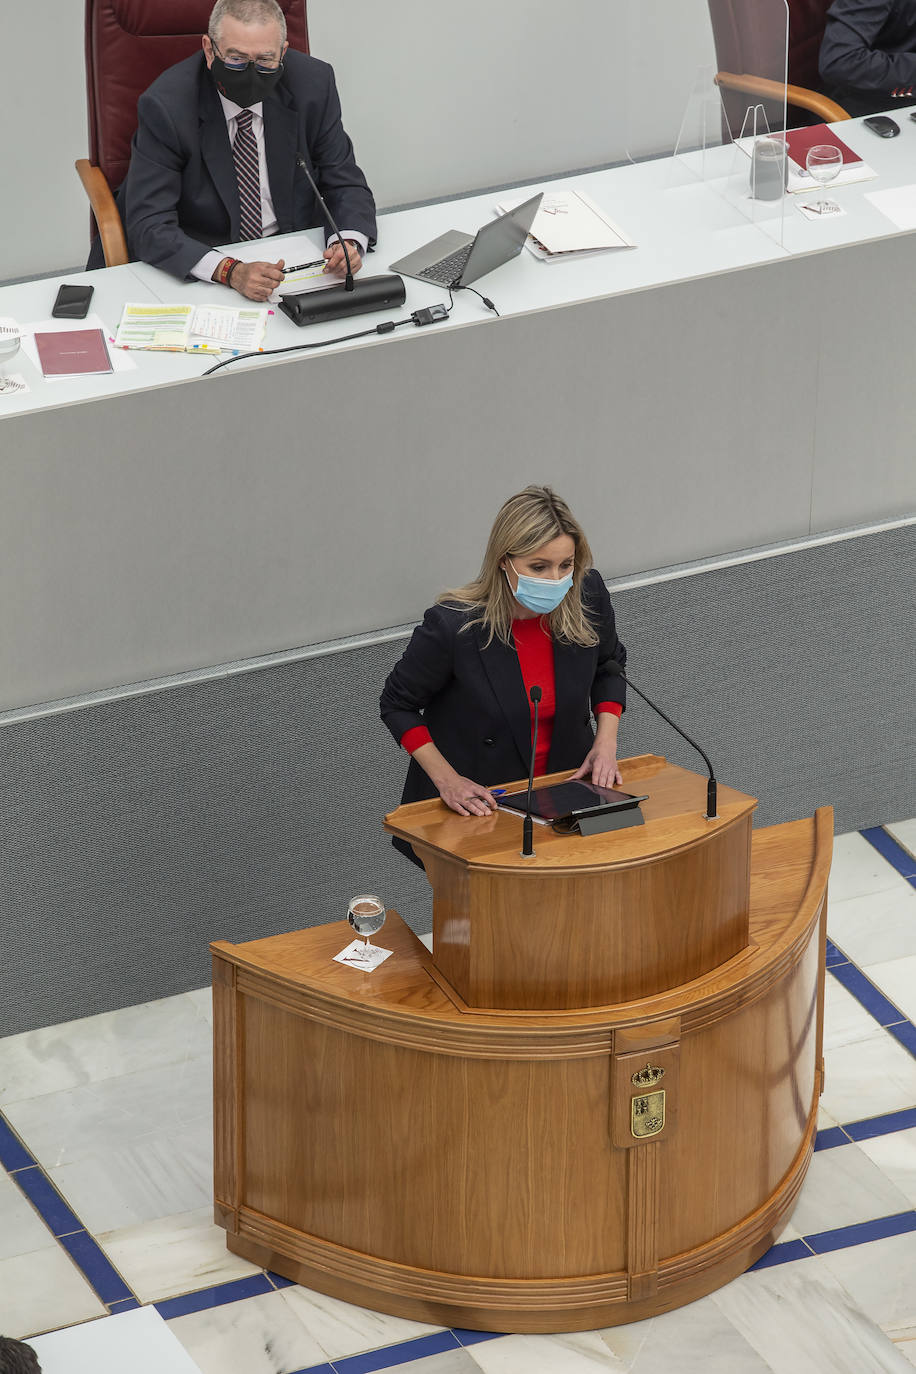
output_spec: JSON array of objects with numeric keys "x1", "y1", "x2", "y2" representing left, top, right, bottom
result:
[
  {"x1": 120, "y1": 0, "x2": 376, "y2": 301},
  {"x1": 820, "y1": 0, "x2": 916, "y2": 115}
]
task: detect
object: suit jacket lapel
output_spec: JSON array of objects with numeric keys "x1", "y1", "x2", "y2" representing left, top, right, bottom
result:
[
  {"x1": 263, "y1": 89, "x2": 298, "y2": 234},
  {"x1": 199, "y1": 78, "x2": 239, "y2": 238},
  {"x1": 548, "y1": 636, "x2": 589, "y2": 770},
  {"x1": 477, "y1": 629, "x2": 534, "y2": 773}
]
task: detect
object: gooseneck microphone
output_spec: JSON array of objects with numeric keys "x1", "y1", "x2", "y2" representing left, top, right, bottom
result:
[
  {"x1": 279, "y1": 156, "x2": 406, "y2": 326},
  {"x1": 521, "y1": 685, "x2": 542, "y2": 858},
  {"x1": 606, "y1": 663, "x2": 718, "y2": 820}
]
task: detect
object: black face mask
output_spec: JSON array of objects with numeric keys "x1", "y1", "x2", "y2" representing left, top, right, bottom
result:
[{"x1": 210, "y1": 56, "x2": 284, "y2": 109}]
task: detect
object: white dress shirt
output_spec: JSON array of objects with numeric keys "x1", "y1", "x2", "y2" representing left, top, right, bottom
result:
[{"x1": 191, "y1": 91, "x2": 367, "y2": 282}]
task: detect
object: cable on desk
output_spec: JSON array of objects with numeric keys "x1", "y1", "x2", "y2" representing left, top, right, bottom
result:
[{"x1": 202, "y1": 297, "x2": 454, "y2": 376}]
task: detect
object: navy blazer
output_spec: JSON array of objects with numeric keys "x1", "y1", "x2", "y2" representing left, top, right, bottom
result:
[
  {"x1": 820, "y1": 0, "x2": 916, "y2": 99},
  {"x1": 118, "y1": 50, "x2": 376, "y2": 280},
  {"x1": 380, "y1": 569, "x2": 627, "y2": 807}
]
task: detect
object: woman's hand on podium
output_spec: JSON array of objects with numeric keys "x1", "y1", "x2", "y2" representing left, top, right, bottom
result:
[
  {"x1": 411, "y1": 741, "x2": 498, "y2": 817},
  {"x1": 570, "y1": 713, "x2": 622, "y2": 789}
]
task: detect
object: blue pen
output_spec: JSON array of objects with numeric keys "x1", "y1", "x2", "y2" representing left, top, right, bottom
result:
[{"x1": 491, "y1": 788, "x2": 507, "y2": 797}]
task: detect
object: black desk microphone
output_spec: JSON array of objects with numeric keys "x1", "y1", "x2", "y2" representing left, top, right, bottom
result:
[
  {"x1": 279, "y1": 156, "x2": 405, "y2": 325},
  {"x1": 521, "y1": 685, "x2": 542, "y2": 857},
  {"x1": 606, "y1": 662, "x2": 718, "y2": 819}
]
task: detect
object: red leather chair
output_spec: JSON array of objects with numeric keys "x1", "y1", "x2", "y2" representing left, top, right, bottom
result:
[
  {"x1": 708, "y1": 0, "x2": 849, "y2": 135},
  {"x1": 76, "y1": 0, "x2": 309, "y2": 267}
]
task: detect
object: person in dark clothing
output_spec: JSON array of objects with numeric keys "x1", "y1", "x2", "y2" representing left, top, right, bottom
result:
[{"x1": 820, "y1": 0, "x2": 916, "y2": 115}]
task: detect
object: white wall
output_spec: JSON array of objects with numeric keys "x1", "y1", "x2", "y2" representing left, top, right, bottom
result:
[{"x1": 3, "y1": 0, "x2": 718, "y2": 281}]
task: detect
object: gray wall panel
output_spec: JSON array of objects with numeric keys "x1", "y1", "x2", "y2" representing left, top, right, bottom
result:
[{"x1": 2, "y1": 523, "x2": 913, "y2": 1037}]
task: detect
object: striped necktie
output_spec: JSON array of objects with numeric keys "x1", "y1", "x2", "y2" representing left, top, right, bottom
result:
[{"x1": 233, "y1": 109, "x2": 263, "y2": 242}]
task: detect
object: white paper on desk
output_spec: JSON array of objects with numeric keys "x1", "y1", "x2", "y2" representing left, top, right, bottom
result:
[
  {"x1": 497, "y1": 189, "x2": 635, "y2": 258},
  {"x1": 20, "y1": 313, "x2": 137, "y2": 378},
  {"x1": 863, "y1": 184, "x2": 916, "y2": 229}
]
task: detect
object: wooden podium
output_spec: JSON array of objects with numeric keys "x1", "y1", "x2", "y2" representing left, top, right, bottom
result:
[{"x1": 212, "y1": 755, "x2": 831, "y2": 1332}]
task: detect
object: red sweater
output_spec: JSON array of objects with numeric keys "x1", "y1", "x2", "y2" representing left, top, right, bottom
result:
[{"x1": 400, "y1": 617, "x2": 621, "y2": 773}]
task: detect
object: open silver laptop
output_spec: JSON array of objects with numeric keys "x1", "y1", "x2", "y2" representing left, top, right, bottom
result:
[{"x1": 389, "y1": 194, "x2": 543, "y2": 288}]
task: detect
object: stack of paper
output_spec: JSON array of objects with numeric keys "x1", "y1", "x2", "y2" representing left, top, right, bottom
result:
[
  {"x1": 114, "y1": 302, "x2": 269, "y2": 353},
  {"x1": 496, "y1": 190, "x2": 636, "y2": 262}
]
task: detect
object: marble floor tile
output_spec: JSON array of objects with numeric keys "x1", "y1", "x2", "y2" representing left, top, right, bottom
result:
[
  {"x1": 858, "y1": 1127, "x2": 916, "y2": 1206},
  {"x1": 601, "y1": 1294, "x2": 771, "y2": 1373},
  {"x1": 31, "y1": 1305, "x2": 205, "y2": 1374},
  {"x1": 823, "y1": 975, "x2": 889, "y2": 1051},
  {"x1": 818, "y1": 1231, "x2": 916, "y2": 1334},
  {"x1": 0, "y1": 1163, "x2": 59, "y2": 1260},
  {"x1": 48, "y1": 1117, "x2": 213, "y2": 1232},
  {"x1": 712, "y1": 1256, "x2": 912, "y2": 1373},
  {"x1": 829, "y1": 831, "x2": 909, "y2": 903},
  {"x1": 0, "y1": 992, "x2": 212, "y2": 1107},
  {"x1": 894, "y1": 1335, "x2": 916, "y2": 1368},
  {"x1": 0, "y1": 1244, "x2": 107, "y2": 1338},
  {"x1": 886, "y1": 820, "x2": 916, "y2": 862},
  {"x1": 396, "y1": 1352, "x2": 482, "y2": 1374},
  {"x1": 820, "y1": 1031, "x2": 916, "y2": 1124},
  {"x1": 789, "y1": 1140, "x2": 912, "y2": 1235},
  {"x1": 864, "y1": 955, "x2": 916, "y2": 1024},
  {"x1": 4, "y1": 1055, "x2": 212, "y2": 1169},
  {"x1": 467, "y1": 1329, "x2": 629, "y2": 1373},
  {"x1": 826, "y1": 884, "x2": 916, "y2": 969},
  {"x1": 278, "y1": 1282, "x2": 443, "y2": 1358},
  {"x1": 97, "y1": 1206, "x2": 261, "y2": 1303},
  {"x1": 167, "y1": 1289, "x2": 334, "y2": 1374},
  {"x1": 186, "y1": 987, "x2": 213, "y2": 1025},
  {"x1": 816, "y1": 1103, "x2": 839, "y2": 1130}
]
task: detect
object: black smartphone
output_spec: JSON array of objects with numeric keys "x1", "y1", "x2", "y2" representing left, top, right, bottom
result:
[{"x1": 52, "y1": 283, "x2": 94, "y2": 320}]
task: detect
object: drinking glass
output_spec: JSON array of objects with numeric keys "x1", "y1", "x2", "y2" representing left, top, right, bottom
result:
[
  {"x1": 347, "y1": 894, "x2": 386, "y2": 959},
  {"x1": 0, "y1": 319, "x2": 23, "y2": 395},
  {"x1": 805, "y1": 145, "x2": 843, "y2": 215}
]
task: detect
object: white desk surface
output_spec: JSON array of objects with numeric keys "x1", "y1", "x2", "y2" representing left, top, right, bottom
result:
[{"x1": 2, "y1": 113, "x2": 915, "y2": 420}]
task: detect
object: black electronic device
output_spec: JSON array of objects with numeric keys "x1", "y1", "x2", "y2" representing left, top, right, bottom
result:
[
  {"x1": 280, "y1": 153, "x2": 406, "y2": 326},
  {"x1": 52, "y1": 283, "x2": 94, "y2": 319},
  {"x1": 500, "y1": 780, "x2": 648, "y2": 836},
  {"x1": 864, "y1": 116, "x2": 900, "y2": 138},
  {"x1": 279, "y1": 274, "x2": 406, "y2": 326}
]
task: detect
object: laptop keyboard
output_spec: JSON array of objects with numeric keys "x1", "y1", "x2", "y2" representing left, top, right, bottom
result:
[{"x1": 417, "y1": 244, "x2": 473, "y2": 285}]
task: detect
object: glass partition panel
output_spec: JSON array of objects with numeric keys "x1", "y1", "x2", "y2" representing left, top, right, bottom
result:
[{"x1": 623, "y1": 0, "x2": 790, "y2": 247}]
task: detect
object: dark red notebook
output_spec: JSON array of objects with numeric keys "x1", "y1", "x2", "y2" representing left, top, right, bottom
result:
[
  {"x1": 34, "y1": 328, "x2": 112, "y2": 377},
  {"x1": 781, "y1": 124, "x2": 862, "y2": 168}
]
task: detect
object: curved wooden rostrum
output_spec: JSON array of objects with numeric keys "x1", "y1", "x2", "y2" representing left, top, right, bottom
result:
[{"x1": 212, "y1": 757, "x2": 831, "y2": 1331}]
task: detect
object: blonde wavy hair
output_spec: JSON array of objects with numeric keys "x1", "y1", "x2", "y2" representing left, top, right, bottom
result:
[{"x1": 438, "y1": 486, "x2": 598, "y2": 648}]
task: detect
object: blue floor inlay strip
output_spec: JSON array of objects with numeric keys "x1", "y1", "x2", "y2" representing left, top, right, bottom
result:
[
  {"x1": 107, "y1": 1297, "x2": 142, "y2": 1313},
  {"x1": 154, "y1": 1272, "x2": 274, "y2": 1320},
  {"x1": 0, "y1": 1115, "x2": 34, "y2": 1172},
  {"x1": 861, "y1": 826, "x2": 916, "y2": 878},
  {"x1": 888, "y1": 1020, "x2": 916, "y2": 1059},
  {"x1": 828, "y1": 961, "x2": 907, "y2": 1027},
  {"x1": 59, "y1": 1230, "x2": 134, "y2": 1305},
  {"x1": 267, "y1": 1269, "x2": 297, "y2": 1290},
  {"x1": 749, "y1": 1238, "x2": 814, "y2": 1269},
  {"x1": 453, "y1": 1326, "x2": 507, "y2": 1346},
  {"x1": 287, "y1": 1364, "x2": 336, "y2": 1374},
  {"x1": 825, "y1": 939, "x2": 848, "y2": 967},
  {"x1": 845, "y1": 1106, "x2": 916, "y2": 1141},
  {"x1": 14, "y1": 1164, "x2": 85, "y2": 1237},
  {"x1": 814, "y1": 1126, "x2": 850, "y2": 1151},
  {"x1": 806, "y1": 1210, "x2": 916, "y2": 1254},
  {"x1": 333, "y1": 1331, "x2": 460, "y2": 1374}
]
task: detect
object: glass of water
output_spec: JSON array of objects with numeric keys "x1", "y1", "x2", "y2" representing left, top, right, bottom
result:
[
  {"x1": 347, "y1": 895, "x2": 386, "y2": 959},
  {"x1": 0, "y1": 319, "x2": 23, "y2": 394},
  {"x1": 805, "y1": 145, "x2": 843, "y2": 215}
]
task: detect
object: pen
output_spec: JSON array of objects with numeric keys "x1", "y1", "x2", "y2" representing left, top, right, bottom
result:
[{"x1": 284, "y1": 259, "x2": 325, "y2": 273}]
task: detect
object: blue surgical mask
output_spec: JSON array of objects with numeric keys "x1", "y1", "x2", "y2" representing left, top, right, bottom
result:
[{"x1": 506, "y1": 559, "x2": 574, "y2": 614}]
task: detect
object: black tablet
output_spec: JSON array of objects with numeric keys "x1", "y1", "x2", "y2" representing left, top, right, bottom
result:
[{"x1": 499, "y1": 780, "x2": 646, "y2": 822}]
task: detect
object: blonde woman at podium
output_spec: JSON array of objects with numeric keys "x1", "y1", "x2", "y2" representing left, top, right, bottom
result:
[{"x1": 380, "y1": 486, "x2": 627, "y2": 858}]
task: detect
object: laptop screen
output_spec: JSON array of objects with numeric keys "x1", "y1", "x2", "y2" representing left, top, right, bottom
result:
[{"x1": 460, "y1": 193, "x2": 543, "y2": 286}]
